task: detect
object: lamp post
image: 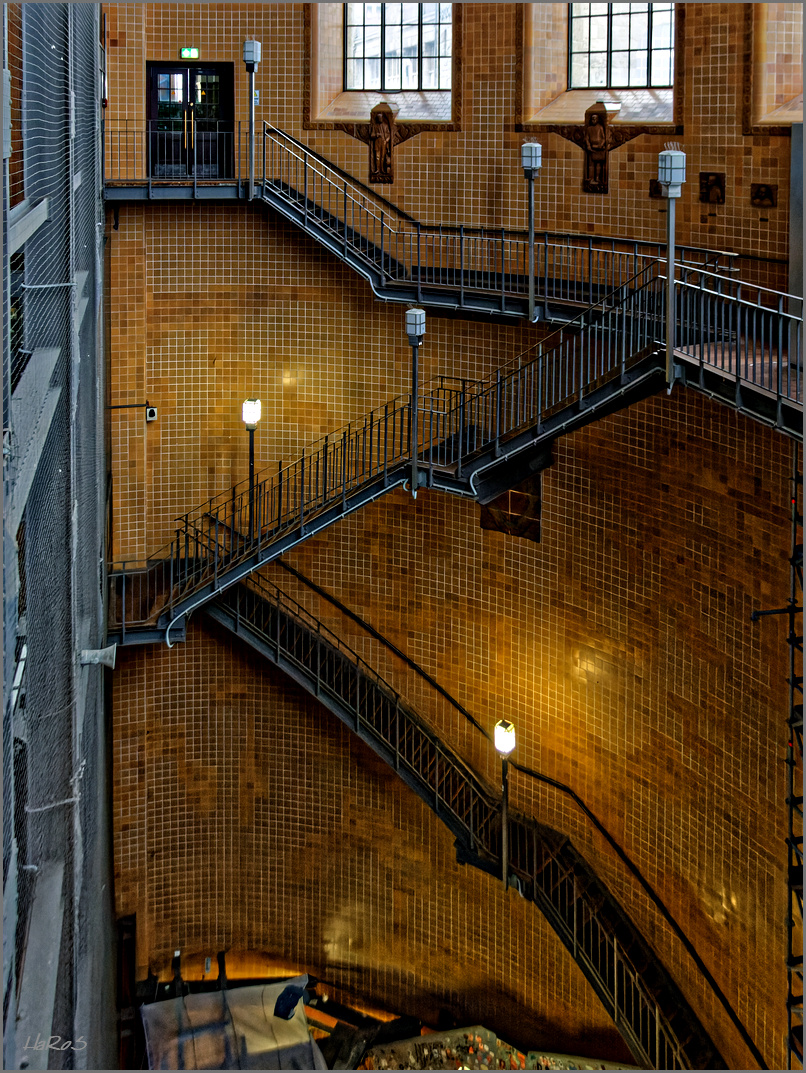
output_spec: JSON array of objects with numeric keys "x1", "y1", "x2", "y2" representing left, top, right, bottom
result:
[
  {"x1": 243, "y1": 40, "x2": 262, "y2": 200},
  {"x1": 494, "y1": 718, "x2": 516, "y2": 891},
  {"x1": 242, "y1": 398, "x2": 261, "y2": 542},
  {"x1": 405, "y1": 308, "x2": 426, "y2": 498},
  {"x1": 658, "y1": 148, "x2": 686, "y2": 386},
  {"x1": 521, "y1": 143, "x2": 543, "y2": 323}
]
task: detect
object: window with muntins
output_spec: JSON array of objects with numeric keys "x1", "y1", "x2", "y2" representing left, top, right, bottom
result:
[
  {"x1": 344, "y1": 3, "x2": 452, "y2": 91},
  {"x1": 568, "y1": 3, "x2": 674, "y2": 89}
]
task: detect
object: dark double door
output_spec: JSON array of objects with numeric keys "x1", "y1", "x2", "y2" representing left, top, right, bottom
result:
[{"x1": 148, "y1": 63, "x2": 234, "y2": 179}]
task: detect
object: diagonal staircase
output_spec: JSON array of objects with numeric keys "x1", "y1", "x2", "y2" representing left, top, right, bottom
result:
[
  {"x1": 104, "y1": 120, "x2": 737, "y2": 321},
  {"x1": 108, "y1": 261, "x2": 802, "y2": 645},
  {"x1": 256, "y1": 123, "x2": 733, "y2": 320},
  {"x1": 202, "y1": 571, "x2": 736, "y2": 1070}
]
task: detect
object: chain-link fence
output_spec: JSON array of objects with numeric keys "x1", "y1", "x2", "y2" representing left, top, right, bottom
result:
[{"x1": 3, "y1": 5, "x2": 114, "y2": 1068}]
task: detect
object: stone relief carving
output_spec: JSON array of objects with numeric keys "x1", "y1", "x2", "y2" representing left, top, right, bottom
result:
[
  {"x1": 343, "y1": 102, "x2": 419, "y2": 185},
  {"x1": 555, "y1": 102, "x2": 639, "y2": 194}
]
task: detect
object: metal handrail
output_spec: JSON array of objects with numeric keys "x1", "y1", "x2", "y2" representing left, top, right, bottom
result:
[
  {"x1": 209, "y1": 574, "x2": 726, "y2": 1070},
  {"x1": 108, "y1": 266, "x2": 802, "y2": 633}
]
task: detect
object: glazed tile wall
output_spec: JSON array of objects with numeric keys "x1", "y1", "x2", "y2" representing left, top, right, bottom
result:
[
  {"x1": 106, "y1": 4, "x2": 798, "y2": 1069},
  {"x1": 103, "y1": 4, "x2": 797, "y2": 267},
  {"x1": 262, "y1": 389, "x2": 794, "y2": 1071},
  {"x1": 114, "y1": 621, "x2": 633, "y2": 1064},
  {"x1": 107, "y1": 200, "x2": 546, "y2": 559},
  {"x1": 755, "y1": 3, "x2": 803, "y2": 118}
]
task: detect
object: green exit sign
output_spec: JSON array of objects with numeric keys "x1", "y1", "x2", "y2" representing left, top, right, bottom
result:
[{"x1": 180, "y1": 47, "x2": 199, "y2": 59}]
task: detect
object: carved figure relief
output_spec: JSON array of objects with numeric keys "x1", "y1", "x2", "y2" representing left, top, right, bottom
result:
[
  {"x1": 699, "y1": 172, "x2": 726, "y2": 204},
  {"x1": 750, "y1": 183, "x2": 778, "y2": 208},
  {"x1": 555, "y1": 102, "x2": 638, "y2": 195},
  {"x1": 368, "y1": 103, "x2": 394, "y2": 184},
  {"x1": 343, "y1": 102, "x2": 418, "y2": 185}
]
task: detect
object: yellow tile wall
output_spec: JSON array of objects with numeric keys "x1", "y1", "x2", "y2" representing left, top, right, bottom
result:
[{"x1": 106, "y1": 4, "x2": 800, "y2": 1068}]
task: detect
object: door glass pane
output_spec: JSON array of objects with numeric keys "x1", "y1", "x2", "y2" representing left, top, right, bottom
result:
[
  {"x1": 440, "y1": 57, "x2": 451, "y2": 88},
  {"x1": 347, "y1": 4, "x2": 365, "y2": 25},
  {"x1": 364, "y1": 3, "x2": 382, "y2": 23},
  {"x1": 386, "y1": 3, "x2": 402, "y2": 24},
  {"x1": 422, "y1": 3, "x2": 438, "y2": 23},
  {"x1": 422, "y1": 25, "x2": 437, "y2": 56},
  {"x1": 194, "y1": 73, "x2": 219, "y2": 120}
]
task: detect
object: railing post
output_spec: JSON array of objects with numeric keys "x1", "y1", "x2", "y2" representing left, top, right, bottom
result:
[
  {"x1": 299, "y1": 450, "x2": 305, "y2": 533},
  {"x1": 262, "y1": 123, "x2": 266, "y2": 196},
  {"x1": 303, "y1": 151, "x2": 308, "y2": 226},
  {"x1": 416, "y1": 222, "x2": 423, "y2": 303},
  {"x1": 341, "y1": 429, "x2": 348, "y2": 510},
  {"x1": 494, "y1": 370, "x2": 502, "y2": 457},
  {"x1": 121, "y1": 569, "x2": 126, "y2": 643},
  {"x1": 500, "y1": 228, "x2": 506, "y2": 312},
  {"x1": 147, "y1": 119, "x2": 152, "y2": 199},
  {"x1": 277, "y1": 461, "x2": 283, "y2": 529},
  {"x1": 343, "y1": 181, "x2": 348, "y2": 256},
  {"x1": 394, "y1": 699, "x2": 400, "y2": 770},
  {"x1": 380, "y1": 210, "x2": 385, "y2": 282},
  {"x1": 459, "y1": 224, "x2": 465, "y2": 308},
  {"x1": 613, "y1": 936, "x2": 619, "y2": 1026},
  {"x1": 457, "y1": 381, "x2": 466, "y2": 479}
]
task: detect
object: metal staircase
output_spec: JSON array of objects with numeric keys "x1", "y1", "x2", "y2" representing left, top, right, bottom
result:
[
  {"x1": 201, "y1": 571, "x2": 729, "y2": 1070},
  {"x1": 104, "y1": 119, "x2": 735, "y2": 321},
  {"x1": 108, "y1": 260, "x2": 801, "y2": 645}
]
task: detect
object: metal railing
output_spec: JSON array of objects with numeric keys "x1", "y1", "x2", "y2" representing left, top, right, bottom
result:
[
  {"x1": 259, "y1": 122, "x2": 734, "y2": 310},
  {"x1": 207, "y1": 572, "x2": 725, "y2": 1070},
  {"x1": 108, "y1": 261, "x2": 802, "y2": 635},
  {"x1": 104, "y1": 119, "x2": 736, "y2": 312},
  {"x1": 104, "y1": 121, "x2": 245, "y2": 192},
  {"x1": 674, "y1": 265, "x2": 803, "y2": 402}
]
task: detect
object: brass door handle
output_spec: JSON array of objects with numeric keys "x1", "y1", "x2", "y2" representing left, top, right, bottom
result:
[
  {"x1": 183, "y1": 108, "x2": 187, "y2": 148},
  {"x1": 191, "y1": 111, "x2": 194, "y2": 149}
]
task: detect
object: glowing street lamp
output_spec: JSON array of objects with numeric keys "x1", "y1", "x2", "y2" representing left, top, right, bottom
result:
[
  {"x1": 494, "y1": 718, "x2": 516, "y2": 890},
  {"x1": 242, "y1": 397, "x2": 261, "y2": 541}
]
